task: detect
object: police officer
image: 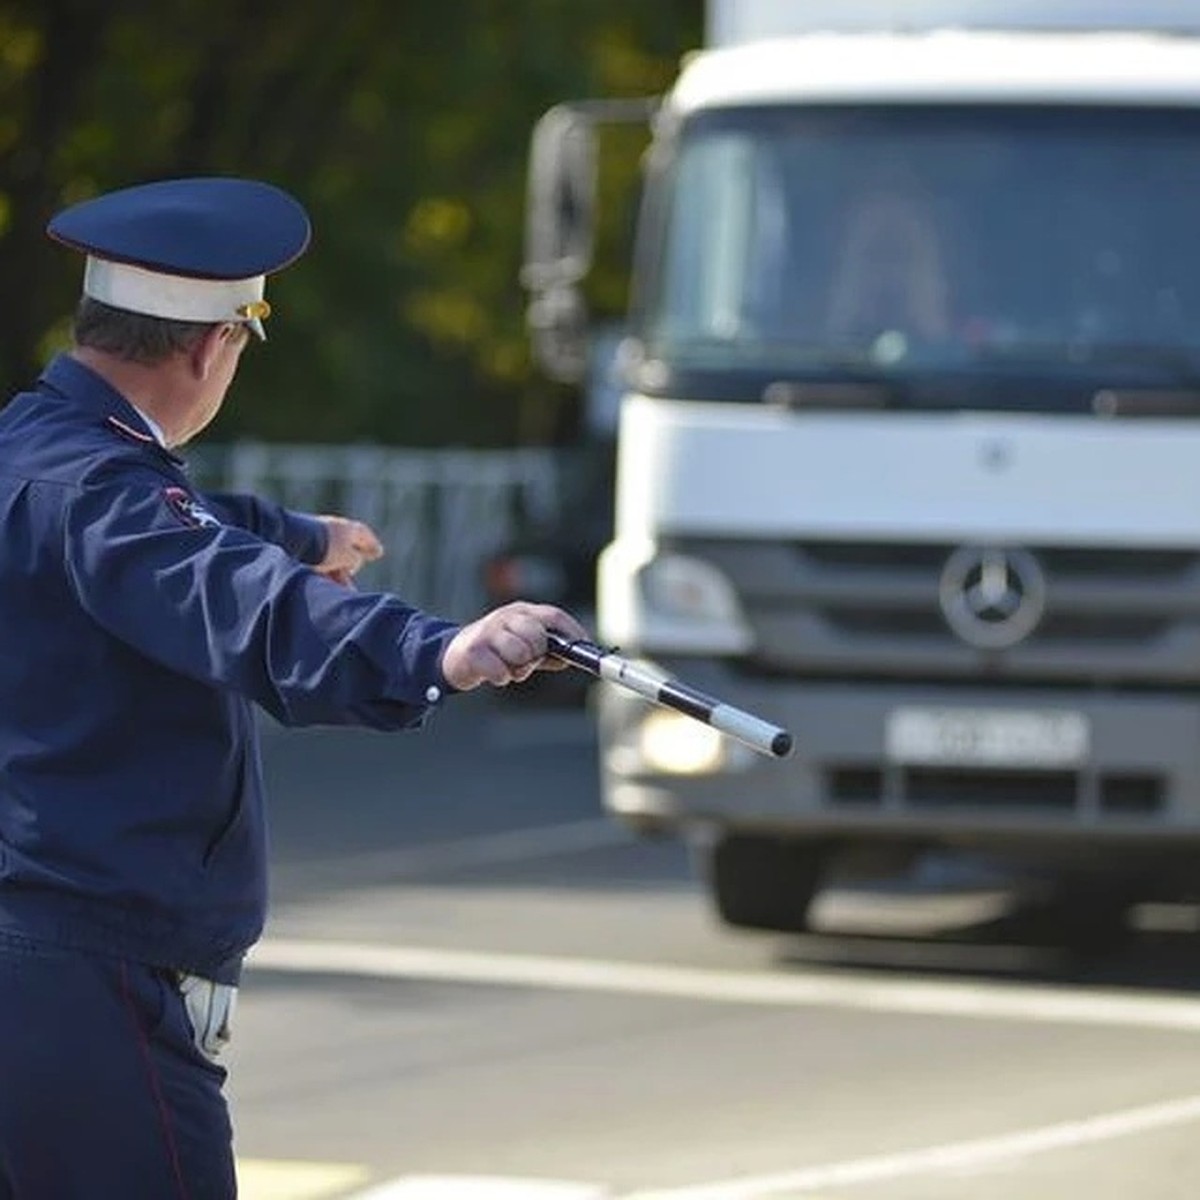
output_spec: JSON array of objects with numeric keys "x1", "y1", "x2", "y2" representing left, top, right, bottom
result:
[{"x1": 0, "y1": 177, "x2": 588, "y2": 1199}]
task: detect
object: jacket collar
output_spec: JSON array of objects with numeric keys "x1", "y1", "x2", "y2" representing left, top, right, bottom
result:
[{"x1": 37, "y1": 353, "x2": 184, "y2": 465}]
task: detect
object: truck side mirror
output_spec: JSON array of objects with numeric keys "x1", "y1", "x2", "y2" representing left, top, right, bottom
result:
[
  {"x1": 522, "y1": 98, "x2": 658, "y2": 384},
  {"x1": 522, "y1": 105, "x2": 599, "y2": 383},
  {"x1": 524, "y1": 105, "x2": 599, "y2": 294}
]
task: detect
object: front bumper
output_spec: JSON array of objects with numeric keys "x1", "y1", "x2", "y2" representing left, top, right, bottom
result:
[{"x1": 597, "y1": 660, "x2": 1200, "y2": 849}]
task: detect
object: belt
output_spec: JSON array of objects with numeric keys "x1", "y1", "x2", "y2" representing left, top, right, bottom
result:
[{"x1": 176, "y1": 971, "x2": 237, "y2": 1061}]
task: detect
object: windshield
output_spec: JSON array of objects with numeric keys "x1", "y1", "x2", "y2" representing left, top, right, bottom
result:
[{"x1": 639, "y1": 105, "x2": 1200, "y2": 410}]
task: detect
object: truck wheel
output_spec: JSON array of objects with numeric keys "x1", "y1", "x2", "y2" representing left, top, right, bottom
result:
[
  {"x1": 707, "y1": 834, "x2": 826, "y2": 934},
  {"x1": 1021, "y1": 881, "x2": 1137, "y2": 950}
]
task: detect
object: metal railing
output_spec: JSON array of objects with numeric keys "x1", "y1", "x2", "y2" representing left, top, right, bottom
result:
[{"x1": 190, "y1": 442, "x2": 569, "y2": 620}]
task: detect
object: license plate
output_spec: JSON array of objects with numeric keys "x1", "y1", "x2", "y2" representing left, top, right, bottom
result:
[{"x1": 885, "y1": 707, "x2": 1090, "y2": 768}]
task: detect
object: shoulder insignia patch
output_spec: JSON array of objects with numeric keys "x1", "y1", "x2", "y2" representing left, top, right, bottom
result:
[{"x1": 164, "y1": 486, "x2": 222, "y2": 529}]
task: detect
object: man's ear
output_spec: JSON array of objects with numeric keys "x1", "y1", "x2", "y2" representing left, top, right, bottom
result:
[{"x1": 189, "y1": 324, "x2": 236, "y2": 380}]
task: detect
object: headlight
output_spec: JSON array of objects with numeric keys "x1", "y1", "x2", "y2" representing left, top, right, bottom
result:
[
  {"x1": 639, "y1": 554, "x2": 744, "y2": 624},
  {"x1": 638, "y1": 709, "x2": 728, "y2": 775},
  {"x1": 597, "y1": 542, "x2": 753, "y2": 653}
]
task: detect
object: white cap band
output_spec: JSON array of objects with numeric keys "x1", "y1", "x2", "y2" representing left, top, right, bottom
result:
[{"x1": 83, "y1": 257, "x2": 269, "y2": 337}]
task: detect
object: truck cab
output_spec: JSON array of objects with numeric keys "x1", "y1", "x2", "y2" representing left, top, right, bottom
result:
[{"x1": 523, "y1": 2, "x2": 1200, "y2": 938}]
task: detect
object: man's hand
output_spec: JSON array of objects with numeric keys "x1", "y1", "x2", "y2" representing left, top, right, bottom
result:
[
  {"x1": 441, "y1": 602, "x2": 590, "y2": 691},
  {"x1": 314, "y1": 516, "x2": 384, "y2": 586}
]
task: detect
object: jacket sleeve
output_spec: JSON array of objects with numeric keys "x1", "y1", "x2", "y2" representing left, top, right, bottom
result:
[
  {"x1": 202, "y1": 491, "x2": 329, "y2": 565},
  {"x1": 62, "y1": 472, "x2": 459, "y2": 730}
]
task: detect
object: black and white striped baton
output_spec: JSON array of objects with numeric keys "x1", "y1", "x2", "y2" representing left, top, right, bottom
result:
[{"x1": 545, "y1": 632, "x2": 794, "y2": 760}]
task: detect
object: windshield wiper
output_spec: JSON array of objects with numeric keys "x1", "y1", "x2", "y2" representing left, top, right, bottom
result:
[
  {"x1": 969, "y1": 340, "x2": 1200, "y2": 416},
  {"x1": 762, "y1": 378, "x2": 899, "y2": 409},
  {"x1": 970, "y1": 339, "x2": 1200, "y2": 385},
  {"x1": 1091, "y1": 388, "x2": 1200, "y2": 418},
  {"x1": 758, "y1": 340, "x2": 915, "y2": 409}
]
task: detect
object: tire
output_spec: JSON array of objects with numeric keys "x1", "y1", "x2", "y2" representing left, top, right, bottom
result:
[
  {"x1": 707, "y1": 834, "x2": 827, "y2": 933},
  {"x1": 1012, "y1": 877, "x2": 1138, "y2": 950}
]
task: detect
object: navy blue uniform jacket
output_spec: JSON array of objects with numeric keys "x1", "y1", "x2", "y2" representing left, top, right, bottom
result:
[{"x1": 0, "y1": 355, "x2": 460, "y2": 982}]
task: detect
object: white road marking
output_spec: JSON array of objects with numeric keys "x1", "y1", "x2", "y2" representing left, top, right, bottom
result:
[
  {"x1": 618, "y1": 1092, "x2": 1200, "y2": 1198},
  {"x1": 248, "y1": 937, "x2": 1200, "y2": 1033},
  {"x1": 351, "y1": 1177, "x2": 606, "y2": 1198},
  {"x1": 237, "y1": 1157, "x2": 369, "y2": 1199},
  {"x1": 287, "y1": 1094, "x2": 1200, "y2": 1199}
]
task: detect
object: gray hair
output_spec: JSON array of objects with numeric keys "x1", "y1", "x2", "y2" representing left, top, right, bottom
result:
[{"x1": 73, "y1": 296, "x2": 213, "y2": 365}]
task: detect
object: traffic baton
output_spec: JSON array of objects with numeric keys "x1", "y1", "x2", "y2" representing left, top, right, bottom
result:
[{"x1": 545, "y1": 632, "x2": 794, "y2": 760}]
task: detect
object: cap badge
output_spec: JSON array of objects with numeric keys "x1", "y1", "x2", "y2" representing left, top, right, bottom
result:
[{"x1": 236, "y1": 299, "x2": 271, "y2": 322}]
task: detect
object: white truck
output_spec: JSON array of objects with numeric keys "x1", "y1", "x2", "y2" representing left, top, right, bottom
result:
[{"x1": 522, "y1": 0, "x2": 1200, "y2": 938}]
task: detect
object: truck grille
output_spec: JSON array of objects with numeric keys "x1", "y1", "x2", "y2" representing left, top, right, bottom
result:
[
  {"x1": 827, "y1": 766, "x2": 1165, "y2": 816},
  {"x1": 802, "y1": 543, "x2": 1196, "y2": 577},
  {"x1": 666, "y1": 537, "x2": 1200, "y2": 684},
  {"x1": 824, "y1": 608, "x2": 1167, "y2": 644}
]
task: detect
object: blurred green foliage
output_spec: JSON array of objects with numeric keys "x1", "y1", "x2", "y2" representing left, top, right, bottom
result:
[{"x1": 0, "y1": 0, "x2": 702, "y2": 445}]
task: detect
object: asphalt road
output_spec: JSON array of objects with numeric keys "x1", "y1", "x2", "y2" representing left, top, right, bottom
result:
[{"x1": 227, "y1": 689, "x2": 1200, "y2": 1199}]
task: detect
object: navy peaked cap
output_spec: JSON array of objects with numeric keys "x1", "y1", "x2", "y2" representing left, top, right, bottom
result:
[
  {"x1": 47, "y1": 177, "x2": 311, "y2": 337},
  {"x1": 47, "y1": 177, "x2": 311, "y2": 280}
]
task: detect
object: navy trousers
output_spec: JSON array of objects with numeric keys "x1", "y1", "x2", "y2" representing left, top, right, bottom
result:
[{"x1": 0, "y1": 931, "x2": 235, "y2": 1199}]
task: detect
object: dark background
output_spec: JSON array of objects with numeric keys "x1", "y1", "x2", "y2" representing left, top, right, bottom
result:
[{"x1": 0, "y1": 0, "x2": 702, "y2": 446}]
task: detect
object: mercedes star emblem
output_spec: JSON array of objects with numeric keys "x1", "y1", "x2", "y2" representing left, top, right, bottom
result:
[{"x1": 938, "y1": 546, "x2": 1046, "y2": 649}]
